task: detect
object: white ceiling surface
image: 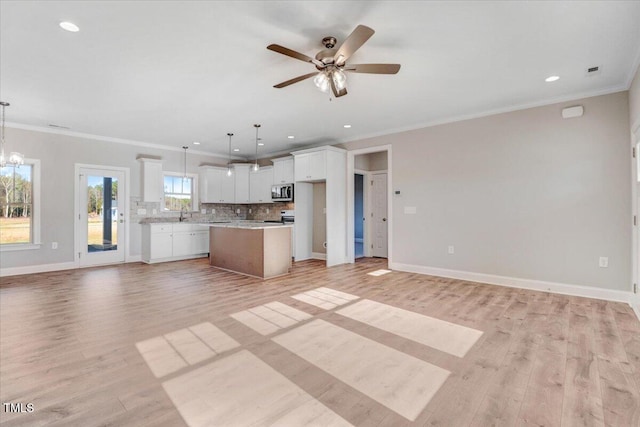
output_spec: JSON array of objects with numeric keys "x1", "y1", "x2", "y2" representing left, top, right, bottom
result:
[{"x1": 1, "y1": 1, "x2": 640, "y2": 159}]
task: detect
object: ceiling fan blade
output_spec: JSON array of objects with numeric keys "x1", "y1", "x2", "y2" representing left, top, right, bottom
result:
[
  {"x1": 267, "y1": 44, "x2": 324, "y2": 68},
  {"x1": 273, "y1": 72, "x2": 318, "y2": 89},
  {"x1": 343, "y1": 64, "x2": 401, "y2": 74},
  {"x1": 334, "y1": 25, "x2": 375, "y2": 66}
]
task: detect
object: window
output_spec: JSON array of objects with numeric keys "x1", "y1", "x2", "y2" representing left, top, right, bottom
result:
[
  {"x1": 0, "y1": 159, "x2": 40, "y2": 248},
  {"x1": 163, "y1": 173, "x2": 198, "y2": 211}
]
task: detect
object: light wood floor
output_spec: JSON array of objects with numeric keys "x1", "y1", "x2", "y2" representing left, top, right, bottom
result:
[{"x1": 1, "y1": 258, "x2": 639, "y2": 426}]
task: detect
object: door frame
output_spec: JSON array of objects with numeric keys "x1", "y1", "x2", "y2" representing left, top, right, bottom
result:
[
  {"x1": 347, "y1": 145, "x2": 392, "y2": 264},
  {"x1": 74, "y1": 163, "x2": 131, "y2": 267}
]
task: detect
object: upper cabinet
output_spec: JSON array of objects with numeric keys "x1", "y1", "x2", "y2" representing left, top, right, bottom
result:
[
  {"x1": 233, "y1": 164, "x2": 251, "y2": 204},
  {"x1": 293, "y1": 149, "x2": 332, "y2": 182},
  {"x1": 249, "y1": 166, "x2": 274, "y2": 203},
  {"x1": 200, "y1": 166, "x2": 235, "y2": 203},
  {"x1": 139, "y1": 158, "x2": 163, "y2": 202},
  {"x1": 294, "y1": 151, "x2": 327, "y2": 182},
  {"x1": 272, "y1": 156, "x2": 294, "y2": 184}
]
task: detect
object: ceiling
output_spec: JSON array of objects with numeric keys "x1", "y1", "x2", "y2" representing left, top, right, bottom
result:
[{"x1": 1, "y1": 1, "x2": 640, "y2": 160}]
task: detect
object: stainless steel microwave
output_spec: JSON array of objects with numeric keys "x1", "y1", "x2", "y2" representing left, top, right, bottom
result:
[{"x1": 271, "y1": 183, "x2": 294, "y2": 202}]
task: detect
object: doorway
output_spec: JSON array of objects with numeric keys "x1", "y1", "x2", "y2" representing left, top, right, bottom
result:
[
  {"x1": 76, "y1": 165, "x2": 128, "y2": 267},
  {"x1": 354, "y1": 173, "x2": 365, "y2": 258},
  {"x1": 347, "y1": 147, "x2": 391, "y2": 264}
]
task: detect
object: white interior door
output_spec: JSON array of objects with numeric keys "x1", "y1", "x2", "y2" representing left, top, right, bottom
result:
[
  {"x1": 77, "y1": 167, "x2": 126, "y2": 267},
  {"x1": 371, "y1": 172, "x2": 388, "y2": 258}
]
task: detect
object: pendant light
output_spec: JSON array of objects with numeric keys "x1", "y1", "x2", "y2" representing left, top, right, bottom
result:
[
  {"x1": 182, "y1": 146, "x2": 188, "y2": 181},
  {"x1": 253, "y1": 124, "x2": 261, "y2": 172},
  {"x1": 0, "y1": 102, "x2": 24, "y2": 168},
  {"x1": 226, "y1": 133, "x2": 234, "y2": 177}
]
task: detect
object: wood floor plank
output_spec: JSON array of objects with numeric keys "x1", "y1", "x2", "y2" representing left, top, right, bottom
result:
[{"x1": 1, "y1": 257, "x2": 639, "y2": 426}]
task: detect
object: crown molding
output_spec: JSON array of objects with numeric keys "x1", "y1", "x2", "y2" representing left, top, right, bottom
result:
[{"x1": 5, "y1": 122, "x2": 246, "y2": 160}]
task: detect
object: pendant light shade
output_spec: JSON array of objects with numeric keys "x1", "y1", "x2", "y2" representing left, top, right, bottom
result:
[
  {"x1": 226, "y1": 133, "x2": 234, "y2": 177},
  {"x1": 0, "y1": 101, "x2": 23, "y2": 168},
  {"x1": 182, "y1": 146, "x2": 188, "y2": 181},
  {"x1": 253, "y1": 124, "x2": 261, "y2": 172}
]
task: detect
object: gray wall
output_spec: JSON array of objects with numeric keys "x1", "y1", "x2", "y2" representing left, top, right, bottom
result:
[
  {"x1": 1, "y1": 128, "x2": 226, "y2": 268},
  {"x1": 630, "y1": 66, "x2": 640, "y2": 126},
  {"x1": 343, "y1": 91, "x2": 632, "y2": 291},
  {"x1": 355, "y1": 152, "x2": 387, "y2": 171}
]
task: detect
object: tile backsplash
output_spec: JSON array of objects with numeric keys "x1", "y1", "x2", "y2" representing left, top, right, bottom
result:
[{"x1": 131, "y1": 196, "x2": 294, "y2": 223}]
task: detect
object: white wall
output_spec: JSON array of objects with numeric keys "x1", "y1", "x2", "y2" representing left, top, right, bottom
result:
[
  {"x1": 342, "y1": 91, "x2": 632, "y2": 291},
  {"x1": 0, "y1": 128, "x2": 226, "y2": 269}
]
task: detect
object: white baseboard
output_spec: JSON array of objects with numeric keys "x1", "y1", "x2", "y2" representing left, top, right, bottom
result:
[
  {"x1": 390, "y1": 262, "x2": 633, "y2": 304},
  {"x1": 0, "y1": 261, "x2": 78, "y2": 277},
  {"x1": 1, "y1": 256, "x2": 144, "y2": 277},
  {"x1": 312, "y1": 252, "x2": 327, "y2": 260}
]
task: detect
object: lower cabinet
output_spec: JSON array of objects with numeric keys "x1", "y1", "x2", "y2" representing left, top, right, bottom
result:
[{"x1": 142, "y1": 223, "x2": 210, "y2": 263}]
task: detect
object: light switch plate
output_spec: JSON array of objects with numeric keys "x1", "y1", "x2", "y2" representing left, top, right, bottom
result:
[
  {"x1": 599, "y1": 257, "x2": 609, "y2": 268},
  {"x1": 201, "y1": 209, "x2": 206, "y2": 214}
]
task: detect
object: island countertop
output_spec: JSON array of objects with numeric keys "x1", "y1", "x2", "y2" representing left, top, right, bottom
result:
[
  {"x1": 139, "y1": 219, "x2": 292, "y2": 229},
  {"x1": 198, "y1": 221, "x2": 293, "y2": 230}
]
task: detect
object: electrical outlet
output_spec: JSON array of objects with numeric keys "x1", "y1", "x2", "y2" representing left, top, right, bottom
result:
[
  {"x1": 236, "y1": 208, "x2": 240, "y2": 214},
  {"x1": 211, "y1": 209, "x2": 215, "y2": 214},
  {"x1": 51, "y1": 242, "x2": 58, "y2": 249},
  {"x1": 201, "y1": 208, "x2": 206, "y2": 214},
  {"x1": 448, "y1": 245, "x2": 454, "y2": 254},
  {"x1": 249, "y1": 208, "x2": 252, "y2": 214},
  {"x1": 599, "y1": 257, "x2": 609, "y2": 268},
  {"x1": 266, "y1": 208, "x2": 269, "y2": 213},
  {"x1": 137, "y1": 208, "x2": 147, "y2": 215}
]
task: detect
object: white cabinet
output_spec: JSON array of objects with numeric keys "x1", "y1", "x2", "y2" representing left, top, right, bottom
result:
[
  {"x1": 140, "y1": 158, "x2": 163, "y2": 202},
  {"x1": 142, "y1": 223, "x2": 210, "y2": 263},
  {"x1": 233, "y1": 164, "x2": 251, "y2": 204},
  {"x1": 272, "y1": 157, "x2": 294, "y2": 184},
  {"x1": 200, "y1": 167, "x2": 224, "y2": 203},
  {"x1": 294, "y1": 151, "x2": 326, "y2": 182},
  {"x1": 200, "y1": 166, "x2": 236, "y2": 203},
  {"x1": 250, "y1": 166, "x2": 274, "y2": 203}
]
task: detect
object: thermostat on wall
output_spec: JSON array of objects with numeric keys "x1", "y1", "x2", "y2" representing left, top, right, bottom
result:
[{"x1": 562, "y1": 105, "x2": 584, "y2": 119}]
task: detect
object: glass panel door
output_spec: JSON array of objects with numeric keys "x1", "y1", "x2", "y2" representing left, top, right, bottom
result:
[{"x1": 78, "y1": 167, "x2": 125, "y2": 266}]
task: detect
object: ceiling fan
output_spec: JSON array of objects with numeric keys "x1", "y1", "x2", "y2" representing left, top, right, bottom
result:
[{"x1": 267, "y1": 25, "x2": 401, "y2": 98}]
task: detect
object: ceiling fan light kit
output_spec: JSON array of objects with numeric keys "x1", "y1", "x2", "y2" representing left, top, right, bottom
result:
[{"x1": 267, "y1": 25, "x2": 401, "y2": 98}]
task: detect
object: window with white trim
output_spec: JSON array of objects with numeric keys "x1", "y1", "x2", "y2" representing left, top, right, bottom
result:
[
  {"x1": 0, "y1": 159, "x2": 40, "y2": 248},
  {"x1": 163, "y1": 172, "x2": 198, "y2": 211}
]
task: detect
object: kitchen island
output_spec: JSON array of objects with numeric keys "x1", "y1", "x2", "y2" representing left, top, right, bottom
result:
[{"x1": 205, "y1": 222, "x2": 293, "y2": 279}]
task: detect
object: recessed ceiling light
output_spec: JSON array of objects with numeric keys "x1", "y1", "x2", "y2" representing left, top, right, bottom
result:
[
  {"x1": 258, "y1": 142, "x2": 265, "y2": 146},
  {"x1": 193, "y1": 141, "x2": 200, "y2": 145},
  {"x1": 545, "y1": 75, "x2": 560, "y2": 82},
  {"x1": 343, "y1": 124, "x2": 352, "y2": 128},
  {"x1": 287, "y1": 136, "x2": 295, "y2": 139},
  {"x1": 59, "y1": 21, "x2": 80, "y2": 32},
  {"x1": 233, "y1": 148, "x2": 240, "y2": 152}
]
